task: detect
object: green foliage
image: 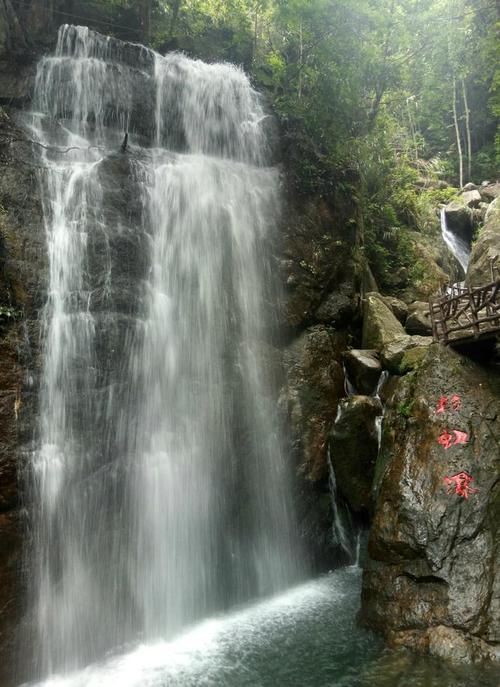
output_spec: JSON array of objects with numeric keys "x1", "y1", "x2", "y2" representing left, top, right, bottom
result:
[
  {"x1": 0, "y1": 305, "x2": 20, "y2": 321},
  {"x1": 42, "y1": 1, "x2": 498, "y2": 238},
  {"x1": 397, "y1": 399, "x2": 414, "y2": 419}
]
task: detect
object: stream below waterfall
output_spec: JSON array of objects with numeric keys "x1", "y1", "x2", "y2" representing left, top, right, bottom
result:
[{"x1": 24, "y1": 567, "x2": 499, "y2": 687}]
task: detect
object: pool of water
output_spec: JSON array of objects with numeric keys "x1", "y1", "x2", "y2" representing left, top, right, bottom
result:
[{"x1": 27, "y1": 567, "x2": 499, "y2": 687}]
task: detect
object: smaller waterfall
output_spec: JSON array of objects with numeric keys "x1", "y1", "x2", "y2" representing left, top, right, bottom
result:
[
  {"x1": 373, "y1": 370, "x2": 389, "y2": 452},
  {"x1": 440, "y1": 207, "x2": 470, "y2": 273},
  {"x1": 342, "y1": 363, "x2": 357, "y2": 396},
  {"x1": 327, "y1": 368, "x2": 389, "y2": 565},
  {"x1": 326, "y1": 439, "x2": 357, "y2": 562}
]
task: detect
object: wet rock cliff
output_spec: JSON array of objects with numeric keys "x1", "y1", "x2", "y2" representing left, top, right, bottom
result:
[{"x1": 0, "y1": 112, "x2": 46, "y2": 684}]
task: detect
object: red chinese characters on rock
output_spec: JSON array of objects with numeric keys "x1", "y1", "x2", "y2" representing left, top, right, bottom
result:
[
  {"x1": 437, "y1": 429, "x2": 469, "y2": 450},
  {"x1": 452, "y1": 429, "x2": 468, "y2": 445},
  {"x1": 437, "y1": 430, "x2": 453, "y2": 449},
  {"x1": 435, "y1": 395, "x2": 478, "y2": 499},
  {"x1": 436, "y1": 396, "x2": 448, "y2": 413},
  {"x1": 435, "y1": 394, "x2": 462, "y2": 414},
  {"x1": 443, "y1": 472, "x2": 479, "y2": 499}
]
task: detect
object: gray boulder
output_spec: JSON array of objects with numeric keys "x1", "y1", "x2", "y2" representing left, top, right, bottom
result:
[
  {"x1": 480, "y1": 183, "x2": 500, "y2": 203},
  {"x1": 381, "y1": 334, "x2": 433, "y2": 374},
  {"x1": 405, "y1": 301, "x2": 432, "y2": 336},
  {"x1": 461, "y1": 189, "x2": 482, "y2": 208},
  {"x1": 466, "y1": 197, "x2": 500, "y2": 286},
  {"x1": 362, "y1": 293, "x2": 406, "y2": 351},
  {"x1": 381, "y1": 296, "x2": 408, "y2": 324},
  {"x1": 343, "y1": 349, "x2": 382, "y2": 395}
]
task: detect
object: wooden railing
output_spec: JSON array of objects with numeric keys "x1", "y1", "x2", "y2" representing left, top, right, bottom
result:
[{"x1": 429, "y1": 278, "x2": 500, "y2": 345}]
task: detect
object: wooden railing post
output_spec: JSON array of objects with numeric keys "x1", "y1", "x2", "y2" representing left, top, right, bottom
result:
[{"x1": 429, "y1": 278, "x2": 500, "y2": 346}]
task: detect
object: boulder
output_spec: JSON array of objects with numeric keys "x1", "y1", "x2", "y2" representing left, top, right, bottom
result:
[
  {"x1": 281, "y1": 325, "x2": 346, "y2": 481},
  {"x1": 360, "y1": 345, "x2": 500, "y2": 660},
  {"x1": 329, "y1": 395, "x2": 382, "y2": 513},
  {"x1": 343, "y1": 349, "x2": 382, "y2": 395},
  {"x1": 461, "y1": 190, "x2": 482, "y2": 208},
  {"x1": 462, "y1": 183, "x2": 478, "y2": 192},
  {"x1": 444, "y1": 201, "x2": 473, "y2": 242},
  {"x1": 381, "y1": 296, "x2": 408, "y2": 324},
  {"x1": 427, "y1": 625, "x2": 497, "y2": 664},
  {"x1": 480, "y1": 182, "x2": 500, "y2": 203},
  {"x1": 405, "y1": 301, "x2": 432, "y2": 336},
  {"x1": 381, "y1": 334, "x2": 433, "y2": 374},
  {"x1": 485, "y1": 195, "x2": 500, "y2": 223},
  {"x1": 281, "y1": 325, "x2": 347, "y2": 570},
  {"x1": 466, "y1": 197, "x2": 500, "y2": 287},
  {"x1": 362, "y1": 293, "x2": 406, "y2": 351}
]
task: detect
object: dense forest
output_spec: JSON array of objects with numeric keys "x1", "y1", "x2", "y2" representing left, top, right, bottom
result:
[{"x1": 2, "y1": 0, "x2": 497, "y2": 287}]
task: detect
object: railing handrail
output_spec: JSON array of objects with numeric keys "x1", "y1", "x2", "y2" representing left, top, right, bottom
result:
[{"x1": 429, "y1": 278, "x2": 500, "y2": 345}]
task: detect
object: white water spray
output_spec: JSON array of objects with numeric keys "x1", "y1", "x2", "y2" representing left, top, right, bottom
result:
[
  {"x1": 26, "y1": 25, "x2": 302, "y2": 679},
  {"x1": 440, "y1": 207, "x2": 470, "y2": 273}
]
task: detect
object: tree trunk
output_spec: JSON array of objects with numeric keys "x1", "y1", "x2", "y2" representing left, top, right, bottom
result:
[
  {"x1": 253, "y1": 6, "x2": 259, "y2": 64},
  {"x1": 140, "y1": 0, "x2": 152, "y2": 44},
  {"x1": 452, "y1": 77, "x2": 464, "y2": 189},
  {"x1": 298, "y1": 21, "x2": 303, "y2": 99},
  {"x1": 169, "y1": 0, "x2": 182, "y2": 38},
  {"x1": 461, "y1": 78, "x2": 472, "y2": 182},
  {"x1": 406, "y1": 96, "x2": 418, "y2": 160}
]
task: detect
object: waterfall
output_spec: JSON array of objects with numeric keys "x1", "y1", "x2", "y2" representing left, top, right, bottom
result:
[
  {"x1": 25, "y1": 25, "x2": 302, "y2": 679},
  {"x1": 440, "y1": 207, "x2": 470, "y2": 273}
]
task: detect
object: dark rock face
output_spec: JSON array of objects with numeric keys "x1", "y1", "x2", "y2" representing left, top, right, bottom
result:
[
  {"x1": 281, "y1": 325, "x2": 346, "y2": 482},
  {"x1": 329, "y1": 395, "x2": 382, "y2": 514},
  {"x1": 0, "y1": 113, "x2": 46, "y2": 686},
  {"x1": 360, "y1": 344, "x2": 500, "y2": 662},
  {"x1": 314, "y1": 279, "x2": 357, "y2": 326},
  {"x1": 280, "y1": 196, "x2": 359, "y2": 328},
  {"x1": 444, "y1": 201, "x2": 474, "y2": 243}
]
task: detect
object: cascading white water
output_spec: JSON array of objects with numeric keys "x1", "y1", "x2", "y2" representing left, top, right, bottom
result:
[
  {"x1": 26, "y1": 24, "x2": 302, "y2": 680},
  {"x1": 440, "y1": 207, "x2": 470, "y2": 273}
]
